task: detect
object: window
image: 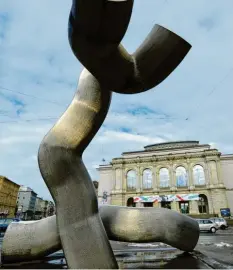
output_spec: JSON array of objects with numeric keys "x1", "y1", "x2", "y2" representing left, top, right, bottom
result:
[
  {"x1": 176, "y1": 166, "x2": 188, "y2": 187},
  {"x1": 193, "y1": 165, "x2": 205, "y2": 185},
  {"x1": 159, "y1": 168, "x2": 170, "y2": 187},
  {"x1": 143, "y1": 169, "x2": 152, "y2": 189},
  {"x1": 204, "y1": 220, "x2": 213, "y2": 224},
  {"x1": 126, "y1": 170, "x2": 137, "y2": 190}
]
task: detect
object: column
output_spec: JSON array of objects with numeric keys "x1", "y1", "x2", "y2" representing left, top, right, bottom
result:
[
  {"x1": 207, "y1": 160, "x2": 218, "y2": 186},
  {"x1": 112, "y1": 168, "x2": 117, "y2": 191},
  {"x1": 152, "y1": 166, "x2": 157, "y2": 191},
  {"x1": 171, "y1": 166, "x2": 176, "y2": 190},
  {"x1": 136, "y1": 202, "x2": 144, "y2": 207},
  {"x1": 189, "y1": 200, "x2": 199, "y2": 215},
  {"x1": 168, "y1": 164, "x2": 174, "y2": 189},
  {"x1": 171, "y1": 201, "x2": 178, "y2": 211},
  {"x1": 188, "y1": 163, "x2": 194, "y2": 188},
  {"x1": 153, "y1": 201, "x2": 159, "y2": 208},
  {"x1": 137, "y1": 168, "x2": 142, "y2": 192},
  {"x1": 122, "y1": 171, "x2": 127, "y2": 192},
  {"x1": 204, "y1": 161, "x2": 211, "y2": 188},
  {"x1": 216, "y1": 160, "x2": 224, "y2": 186},
  {"x1": 156, "y1": 168, "x2": 160, "y2": 191}
]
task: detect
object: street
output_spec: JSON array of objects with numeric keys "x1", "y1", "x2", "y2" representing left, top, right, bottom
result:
[{"x1": 1, "y1": 229, "x2": 233, "y2": 269}]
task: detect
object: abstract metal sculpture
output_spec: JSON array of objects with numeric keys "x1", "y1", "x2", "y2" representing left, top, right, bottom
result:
[
  {"x1": 37, "y1": 0, "x2": 193, "y2": 268},
  {"x1": 2, "y1": 0, "x2": 195, "y2": 269},
  {"x1": 2, "y1": 206, "x2": 199, "y2": 263}
]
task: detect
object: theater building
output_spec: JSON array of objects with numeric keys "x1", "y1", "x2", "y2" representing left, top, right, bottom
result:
[{"x1": 97, "y1": 141, "x2": 233, "y2": 217}]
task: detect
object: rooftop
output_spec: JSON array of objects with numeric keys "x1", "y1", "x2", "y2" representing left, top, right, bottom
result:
[
  {"x1": 122, "y1": 140, "x2": 210, "y2": 155},
  {"x1": 0, "y1": 175, "x2": 20, "y2": 187},
  {"x1": 19, "y1": 185, "x2": 37, "y2": 195},
  {"x1": 144, "y1": 140, "x2": 199, "y2": 150}
]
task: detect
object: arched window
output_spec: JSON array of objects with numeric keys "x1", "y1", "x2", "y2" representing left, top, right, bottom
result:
[
  {"x1": 176, "y1": 166, "x2": 188, "y2": 187},
  {"x1": 127, "y1": 197, "x2": 136, "y2": 207},
  {"x1": 198, "y1": 194, "x2": 209, "y2": 214},
  {"x1": 193, "y1": 165, "x2": 206, "y2": 185},
  {"x1": 159, "y1": 168, "x2": 170, "y2": 187},
  {"x1": 143, "y1": 169, "x2": 152, "y2": 189},
  {"x1": 127, "y1": 170, "x2": 137, "y2": 190}
]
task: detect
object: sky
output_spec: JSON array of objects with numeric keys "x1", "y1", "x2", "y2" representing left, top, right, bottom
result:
[{"x1": 0, "y1": 0, "x2": 233, "y2": 201}]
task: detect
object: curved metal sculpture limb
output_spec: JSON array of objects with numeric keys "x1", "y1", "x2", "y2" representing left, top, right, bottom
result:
[
  {"x1": 38, "y1": 69, "x2": 117, "y2": 269},
  {"x1": 69, "y1": 0, "x2": 191, "y2": 93},
  {"x1": 38, "y1": 0, "x2": 192, "y2": 269},
  {"x1": 1, "y1": 206, "x2": 199, "y2": 263}
]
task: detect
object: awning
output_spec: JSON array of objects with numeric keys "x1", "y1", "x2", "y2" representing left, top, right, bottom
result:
[{"x1": 134, "y1": 193, "x2": 199, "y2": 203}]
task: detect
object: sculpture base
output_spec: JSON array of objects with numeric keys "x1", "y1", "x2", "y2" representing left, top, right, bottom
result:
[{"x1": 0, "y1": 243, "x2": 216, "y2": 269}]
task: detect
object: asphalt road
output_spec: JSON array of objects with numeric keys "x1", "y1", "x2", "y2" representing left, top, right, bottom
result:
[{"x1": 1, "y1": 229, "x2": 233, "y2": 269}]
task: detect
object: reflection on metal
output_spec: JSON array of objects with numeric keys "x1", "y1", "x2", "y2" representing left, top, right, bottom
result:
[
  {"x1": 2, "y1": 206, "x2": 199, "y2": 263},
  {"x1": 23, "y1": 0, "x2": 191, "y2": 269}
]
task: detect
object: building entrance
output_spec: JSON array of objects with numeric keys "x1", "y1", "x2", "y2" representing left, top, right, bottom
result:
[
  {"x1": 161, "y1": 201, "x2": 171, "y2": 209},
  {"x1": 198, "y1": 194, "x2": 209, "y2": 214},
  {"x1": 144, "y1": 202, "x2": 153, "y2": 207},
  {"x1": 179, "y1": 201, "x2": 189, "y2": 214},
  {"x1": 127, "y1": 197, "x2": 136, "y2": 207}
]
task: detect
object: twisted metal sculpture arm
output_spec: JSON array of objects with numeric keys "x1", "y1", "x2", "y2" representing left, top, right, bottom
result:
[
  {"x1": 38, "y1": 70, "x2": 117, "y2": 269},
  {"x1": 68, "y1": 0, "x2": 191, "y2": 94},
  {"x1": 38, "y1": 1, "x2": 192, "y2": 269},
  {"x1": 2, "y1": 206, "x2": 199, "y2": 263}
]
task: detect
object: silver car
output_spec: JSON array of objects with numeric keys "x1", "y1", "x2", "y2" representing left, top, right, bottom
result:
[
  {"x1": 196, "y1": 219, "x2": 219, "y2": 233},
  {"x1": 210, "y1": 217, "x2": 228, "y2": 230}
]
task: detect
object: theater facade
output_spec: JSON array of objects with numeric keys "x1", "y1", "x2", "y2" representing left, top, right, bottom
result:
[{"x1": 97, "y1": 141, "x2": 233, "y2": 217}]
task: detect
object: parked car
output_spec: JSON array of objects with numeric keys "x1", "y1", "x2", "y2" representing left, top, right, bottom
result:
[
  {"x1": 210, "y1": 217, "x2": 228, "y2": 230},
  {"x1": 196, "y1": 218, "x2": 219, "y2": 233},
  {"x1": 0, "y1": 218, "x2": 21, "y2": 233}
]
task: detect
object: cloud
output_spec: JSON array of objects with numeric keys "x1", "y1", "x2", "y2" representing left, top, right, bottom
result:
[
  {"x1": 0, "y1": 0, "x2": 232, "y2": 200},
  {"x1": 198, "y1": 17, "x2": 216, "y2": 31},
  {"x1": 97, "y1": 130, "x2": 163, "y2": 144}
]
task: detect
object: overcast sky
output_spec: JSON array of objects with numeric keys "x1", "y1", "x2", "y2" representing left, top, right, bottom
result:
[{"x1": 0, "y1": 0, "x2": 232, "y2": 200}]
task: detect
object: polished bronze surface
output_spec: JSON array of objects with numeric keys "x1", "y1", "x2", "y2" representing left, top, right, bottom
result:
[{"x1": 36, "y1": 0, "x2": 192, "y2": 268}]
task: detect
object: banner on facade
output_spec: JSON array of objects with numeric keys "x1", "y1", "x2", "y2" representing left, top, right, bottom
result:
[{"x1": 133, "y1": 194, "x2": 199, "y2": 203}]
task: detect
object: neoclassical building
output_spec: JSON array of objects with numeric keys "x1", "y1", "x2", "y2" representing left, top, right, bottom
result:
[{"x1": 97, "y1": 141, "x2": 233, "y2": 217}]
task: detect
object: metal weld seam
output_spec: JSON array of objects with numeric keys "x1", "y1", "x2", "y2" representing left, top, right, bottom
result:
[{"x1": 74, "y1": 100, "x2": 99, "y2": 113}]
